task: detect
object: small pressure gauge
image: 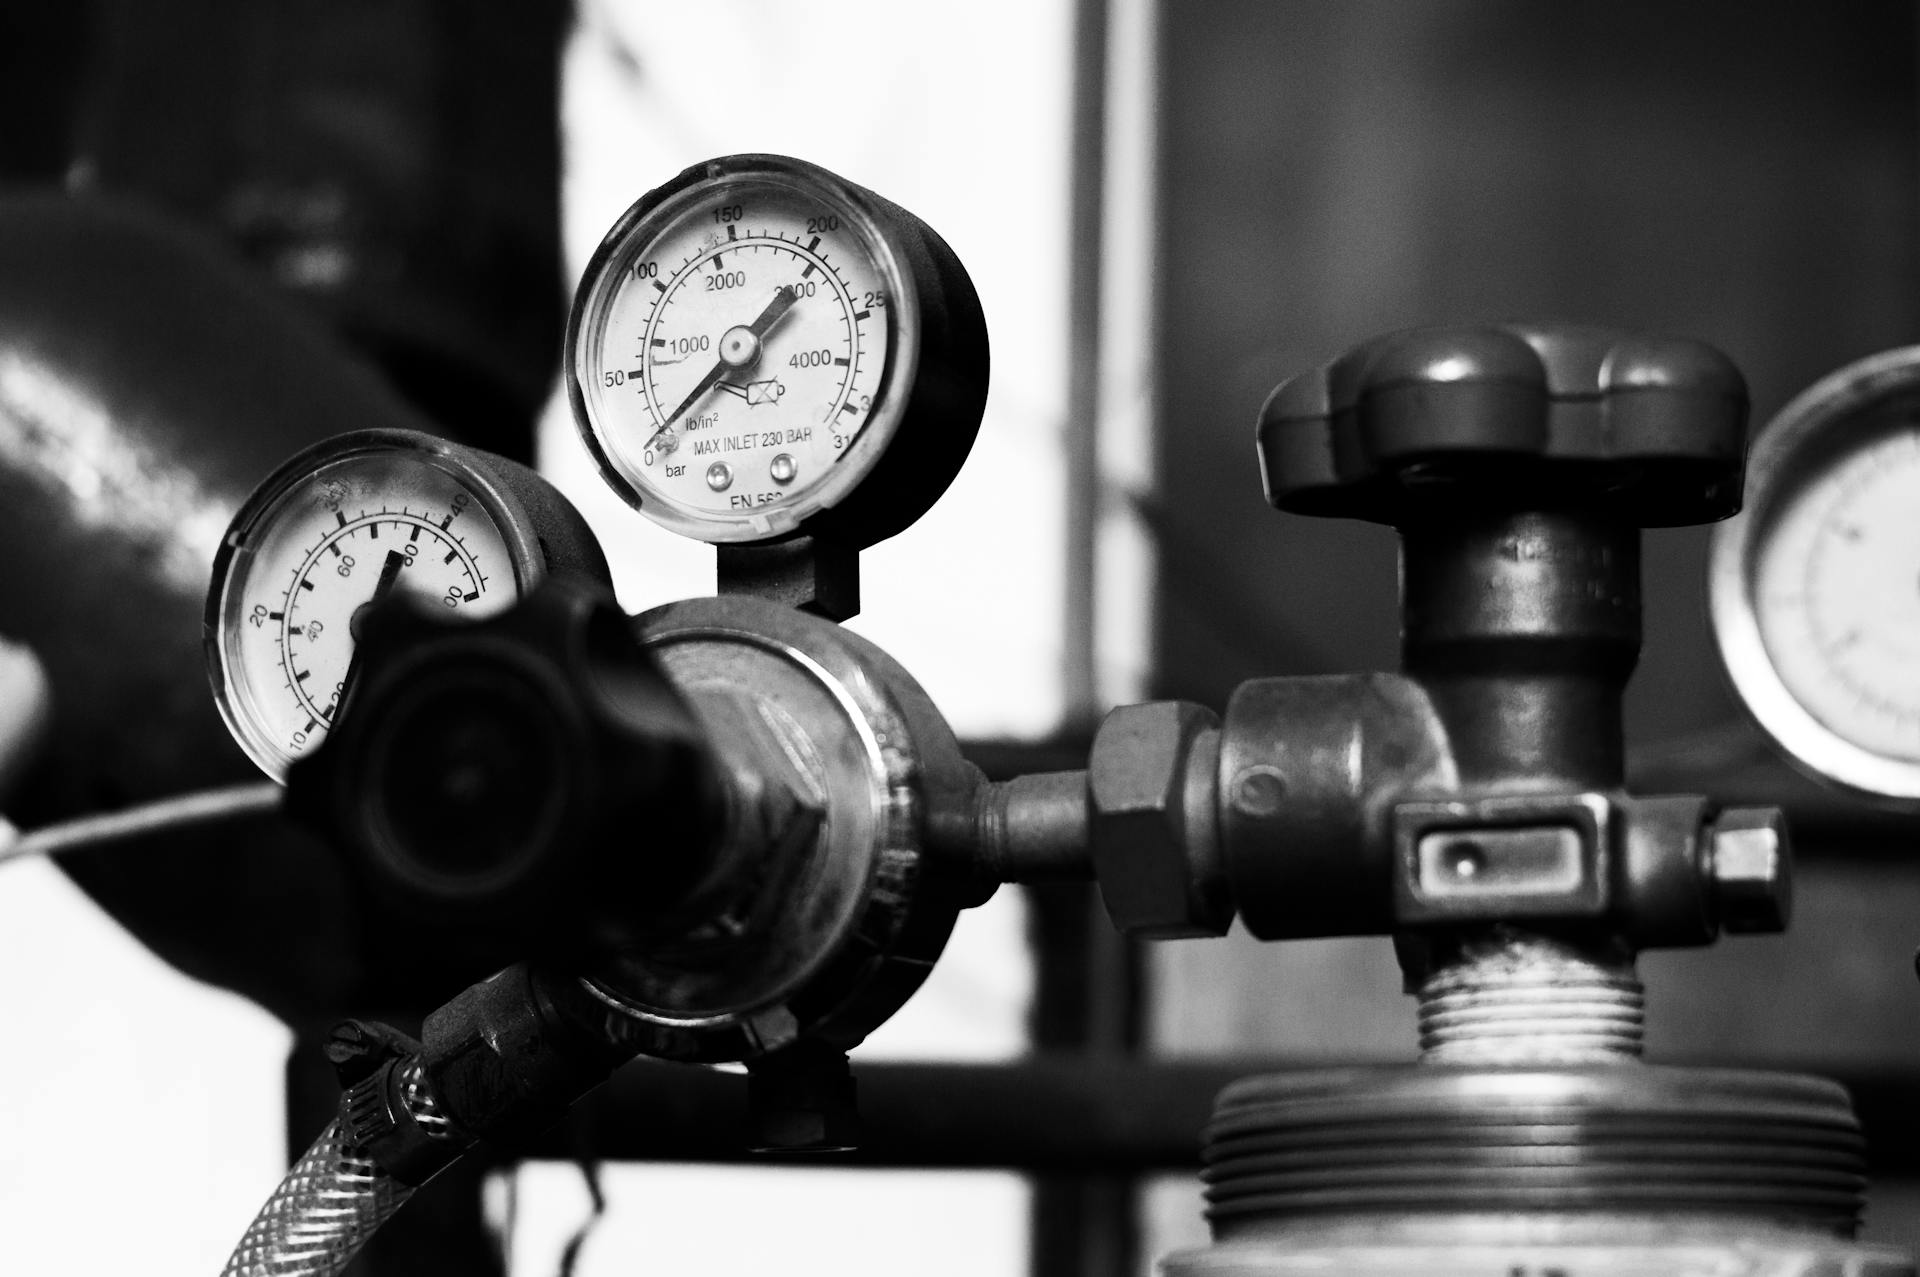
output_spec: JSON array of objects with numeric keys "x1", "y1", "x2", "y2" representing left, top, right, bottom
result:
[
  {"x1": 565, "y1": 154, "x2": 989, "y2": 548},
  {"x1": 206, "y1": 430, "x2": 609, "y2": 780},
  {"x1": 1711, "y1": 348, "x2": 1920, "y2": 804}
]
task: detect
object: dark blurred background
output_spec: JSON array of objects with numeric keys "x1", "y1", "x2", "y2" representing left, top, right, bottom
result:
[
  {"x1": 1152, "y1": 0, "x2": 1916, "y2": 729},
  {"x1": 1, "y1": 0, "x2": 568, "y2": 459},
  {"x1": 1142, "y1": 0, "x2": 1920, "y2": 1257}
]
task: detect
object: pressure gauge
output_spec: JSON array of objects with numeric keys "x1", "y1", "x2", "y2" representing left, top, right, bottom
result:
[
  {"x1": 206, "y1": 430, "x2": 609, "y2": 781},
  {"x1": 1711, "y1": 347, "x2": 1920, "y2": 804},
  {"x1": 565, "y1": 154, "x2": 989, "y2": 548}
]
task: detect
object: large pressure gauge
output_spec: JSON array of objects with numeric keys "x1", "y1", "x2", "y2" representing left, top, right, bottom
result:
[
  {"x1": 206, "y1": 430, "x2": 609, "y2": 781},
  {"x1": 1711, "y1": 348, "x2": 1920, "y2": 804},
  {"x1": 565, "y1": 154, "x2": 989, "y2": 548}
]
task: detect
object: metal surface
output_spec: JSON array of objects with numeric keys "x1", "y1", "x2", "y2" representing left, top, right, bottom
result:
[
  {"x1": 1414, "y1": 930, "x2": 1645, "y2": 1063},
  {"x1": 1710, "y1": 346, "x2": 1920, "y2": 805},
  {"x1": 1201, "y1": 1066, "x2": 1867, "y2": 1230},
  {"x1": 1399, "y1": 510, "x2": 1640, "y2": 789},
  {"x1": 715, "y1": 535, "x2": 861, "y2": 622},
  {"x1": 970, "y1": 770, "x2": 1093, "y2": 882},
  {"x1": 1088, "y1": 699, "x2": 1230, "y2": 936},
  {"x1": 1218, "y1": 674, "x2": 1454, "y2": 940},
  {"x1": 1162, "y1": 1216, "x2": 1912, "y2": 1277},
  {"x1": 1167, "y1": 1063, "x2": 1910, "y2": 1277},
  {"x1": 1708, "y1": 805, "x2": 1793, "y2": 932},
  {"x1": 580, "y1": 594, "x2": 978, "y2": 1060},
  {"x1": 1178, "y1": 1038, "x2": 1905, "y2": 1275},
  {"x1": 0, "y1": 195, "x2": 428, "y2": 822},
  {"x1": 1061, "y1": 0, "x2": 1108, "y2": 728}
]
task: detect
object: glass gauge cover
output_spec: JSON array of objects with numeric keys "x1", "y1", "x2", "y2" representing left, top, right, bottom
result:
[
  {"x1": 206, "y1": 429, "x2": 608, "y2": 781},
  {"x1": 1711, "y1": 347, "x2": 1920, "y2": 803},
  {"x1": 566, "y1": 154, "x2": 988, "y2": 548}
]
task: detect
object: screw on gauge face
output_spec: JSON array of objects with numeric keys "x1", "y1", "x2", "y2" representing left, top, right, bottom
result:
[
  {"x1": 770, "y1": 453, "x2": 797, "y2": 486},
  {"x1": 707, "y1": 462, "x2": 733, "y2": 491}
]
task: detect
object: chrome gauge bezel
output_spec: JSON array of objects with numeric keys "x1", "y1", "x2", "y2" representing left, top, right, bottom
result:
[
  {"x1": 1709, "y1": 346, "x2": 1920, "y2": 805},
  {"x1": 206, "y1": 429, "x2": 551, "y2": 782},
  {"x1": 566, "y1": 155, "x2": 924, "y2": 545}
]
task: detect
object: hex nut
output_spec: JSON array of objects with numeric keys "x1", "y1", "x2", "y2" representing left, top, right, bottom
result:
[
  {"x1": 1088, "y1": 700, "x2": 1229, "y2": 938},
  {"x1": 692, "y1": 690, "x2": 825, "y2": 904},
  {"x1": 1708, "y1": 806, "x2": 1791, "y2": 935}
]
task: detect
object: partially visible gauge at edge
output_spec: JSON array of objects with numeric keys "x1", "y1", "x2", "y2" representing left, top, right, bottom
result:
[
  {"x1": 206, "y1": 429, "x2": 609, "y2": 781},
  {"x1": 565, "y1": 153, "x2": 989, "y2": 548},
  {"x1": 1711, "y1": 347, "x2": 1920, "y2": 804}
]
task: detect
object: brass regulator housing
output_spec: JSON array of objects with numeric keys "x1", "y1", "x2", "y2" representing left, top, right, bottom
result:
[{"x1": 580, "y1": 594, "x2": 976, "y2": 1062}]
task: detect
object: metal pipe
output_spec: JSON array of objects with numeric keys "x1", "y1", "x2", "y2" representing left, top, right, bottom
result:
[
  {"x1": 514, "y1": 1056, "x2": 1920, "y2": 1176},
  {"x1": 1060, "y1": 0, "x2": 1109, "y2": 727},
  {"x1": 973, "y1": 770, "x2": 1092, "y2": 882}
]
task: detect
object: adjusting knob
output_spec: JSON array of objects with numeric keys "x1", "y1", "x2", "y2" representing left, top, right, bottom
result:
[{"x1": 284, "y1": 574, "x2": 725, "y2": 983}]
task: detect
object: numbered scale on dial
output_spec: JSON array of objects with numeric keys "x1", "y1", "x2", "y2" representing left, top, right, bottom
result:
[
  {"x1": 1712, "y1": 347, "x2": 1920, "y2": 804},
  {"x1": 566, "y1": 154, "x2": 989, "y2": 549},
  {"x1": 206, "y1": 430, "x2": 609, "y2": 780}
]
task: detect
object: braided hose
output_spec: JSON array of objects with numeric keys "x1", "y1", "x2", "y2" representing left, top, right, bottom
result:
[
  {"x1": 218, "y1": 1117, "x2": 416, "y2": 1277},
  {"x1": 222, "y1": 1060, "x2": 458, "y2": 1275}
]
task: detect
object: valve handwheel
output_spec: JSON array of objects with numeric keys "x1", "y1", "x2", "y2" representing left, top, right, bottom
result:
[
  {"x1": 1257, "y1": 323, "x2": 1749, "y2": 528},
  {"x1": 1254, "y1": 323, "x2": 1752, "y2": 794}
]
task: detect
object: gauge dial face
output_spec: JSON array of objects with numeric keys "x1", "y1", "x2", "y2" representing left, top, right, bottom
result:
[
  {"x1": 571, "y1": 163, "x2": 913, "y2": 542},
  {"x1": 1751, "y1": 429, "x2": 1920, "y2": 762},
  {"x1": 213, "y1": 447, "x2": 523, "y2": 779}
]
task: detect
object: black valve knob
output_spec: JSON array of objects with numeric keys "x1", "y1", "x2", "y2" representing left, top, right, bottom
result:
[
  {"x1": 1257, "y1": 324, "x2": 1753, "y2": 791},
  {"x1": 1257, "y1": 323, "x2": 1748, "y2": 528},
  {"x1": 284, "y1": 573, "x2": 726, "y2": 983}
]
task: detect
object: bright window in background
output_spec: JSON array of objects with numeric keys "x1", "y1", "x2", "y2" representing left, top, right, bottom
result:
[
  {"x1": 540, "y1": 0, "x2": 1075, "y2": 740},
  {"x1": 512, "y1": 0, "x2": 1076, "y2": 1271}
]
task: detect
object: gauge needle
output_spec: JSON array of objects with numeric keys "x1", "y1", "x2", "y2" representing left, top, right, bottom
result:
[
  {"x1": 336, "y1": 549, "x2": 409, "y2": 719},
  {"x1": 367, "y1": 548, "x2": 407, "y2": 615},
  {"x1": 648, "y1": 285, "x2": 799, "y2": 448}
]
